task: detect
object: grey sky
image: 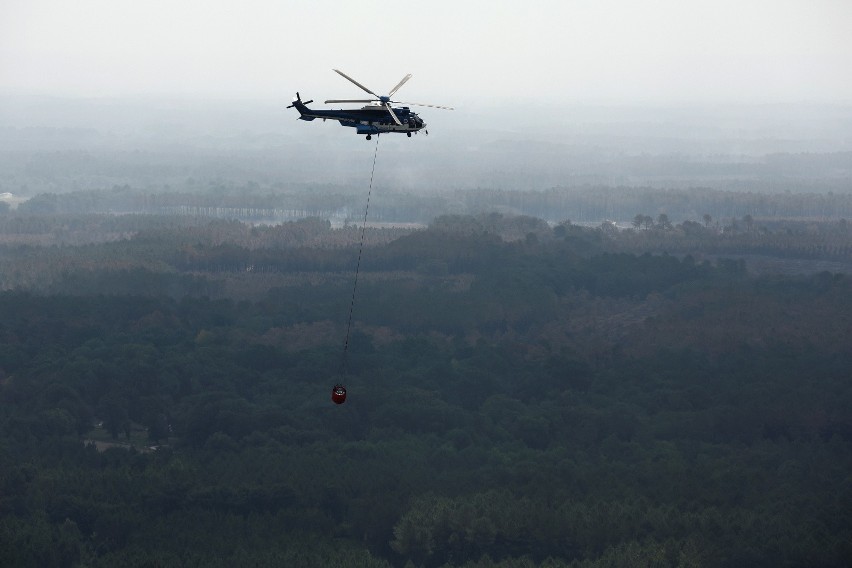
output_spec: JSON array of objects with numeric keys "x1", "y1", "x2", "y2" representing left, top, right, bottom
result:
[{"x1": 2, "y1": 0, "x2": 851, "y2": 104}]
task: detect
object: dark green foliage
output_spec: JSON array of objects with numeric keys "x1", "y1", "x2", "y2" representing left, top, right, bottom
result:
[{"x1": 1, "y1": 215, "x2": 851, "y2": 567}]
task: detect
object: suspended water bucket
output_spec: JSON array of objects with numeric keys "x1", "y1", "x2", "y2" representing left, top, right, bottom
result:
[{"x1": 331, "y1": 384, "x2": 347, "y2": 405}]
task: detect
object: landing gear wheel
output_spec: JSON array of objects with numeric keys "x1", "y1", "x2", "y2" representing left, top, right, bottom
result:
[
  {"x1": 366, "y1": 135, "x2": 372, "y2": 140},
  {"x1": 407, "y1": 132, "x2": 412, "y2": 137}
]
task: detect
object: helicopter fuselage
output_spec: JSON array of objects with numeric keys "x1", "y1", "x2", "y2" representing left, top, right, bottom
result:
[{"x1": 289, "y1": 94, "x2": 426, "y2": 137}]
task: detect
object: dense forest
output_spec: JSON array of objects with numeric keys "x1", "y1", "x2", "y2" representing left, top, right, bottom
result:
[{"x1": 1, "y1": 210, "x2": 851, "y2": 566}]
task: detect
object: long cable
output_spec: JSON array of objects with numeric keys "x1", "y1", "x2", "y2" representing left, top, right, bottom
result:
[{"x1": 341, "y1": 135, "x2": 380, "y2": 376}]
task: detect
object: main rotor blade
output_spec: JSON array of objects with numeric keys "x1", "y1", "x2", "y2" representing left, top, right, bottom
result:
[
  {"x1": 332, "y1": 69, "x2": 378, "y2": 98},
  {"x1": 324, "y1": 99, "x2": 375, "y2": 104},
  {"x1": 388, "y1": 74, "x2": 412, "y2": 97},
  {"x1": 385, "y1": 103, "x2": 402, "y2": 126},
  {"x1": 393, "y1": 101, "x2": 455, "y2": 110}
]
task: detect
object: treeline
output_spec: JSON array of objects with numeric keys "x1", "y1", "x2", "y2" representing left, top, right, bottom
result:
[
  {"x1": 614, "y1": 215, "x2": 852, "y2": 264},
  {"x1": 4, "y1": 212, "x2": 852, "y2": 297},
  {"x1": 10, "y1": 182, "x2": 852, "y2": 224},
  {"x1": 1, "y1": 215, "x2": 851, "y2": 566}
]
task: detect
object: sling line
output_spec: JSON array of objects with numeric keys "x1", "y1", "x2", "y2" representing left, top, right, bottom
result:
[{"x1": 341, "y1": 135, "x2": 380, "y2": 376}]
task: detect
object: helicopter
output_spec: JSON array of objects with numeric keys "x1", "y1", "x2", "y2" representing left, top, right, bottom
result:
[{"x1": 287, "y1": 69, "x2": 453, "y2": 139}]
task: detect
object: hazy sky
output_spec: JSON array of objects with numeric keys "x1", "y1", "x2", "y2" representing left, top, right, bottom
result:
[{"x1": 2, "y1": 0, "x2": 851, "y2": 104}]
